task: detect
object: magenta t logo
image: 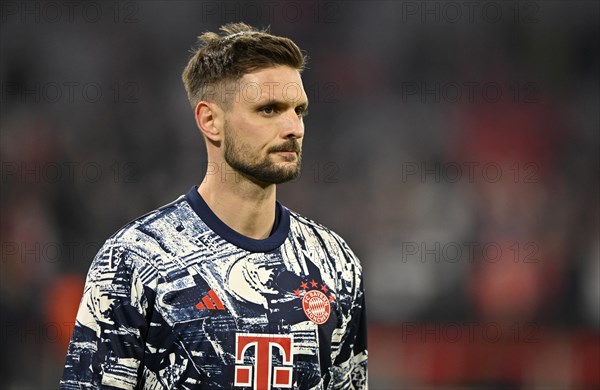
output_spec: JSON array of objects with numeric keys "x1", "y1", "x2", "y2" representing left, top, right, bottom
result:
[{"x1": 234, "y1": 333, "x2": 294, "y2": 389}]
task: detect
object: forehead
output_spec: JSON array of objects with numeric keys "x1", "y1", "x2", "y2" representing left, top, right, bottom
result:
[{"x1": 236, "y1": 65, "x2": 307, "y2": 104}]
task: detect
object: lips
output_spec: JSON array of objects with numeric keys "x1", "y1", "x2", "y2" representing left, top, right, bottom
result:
[
  {"x1": 269, "y1": 140, "x2": 300, "y2": 154},
  {"x1": 274, "y1": 149, "x2": 298, "y2": 154},
  {"x1": 274, "y1": 151, "x2": 298, "y2": 162}
]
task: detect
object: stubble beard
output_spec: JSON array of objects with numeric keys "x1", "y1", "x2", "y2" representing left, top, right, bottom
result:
[{"x1": 223, "y1": 123, "x2": 302, "y2": 185}]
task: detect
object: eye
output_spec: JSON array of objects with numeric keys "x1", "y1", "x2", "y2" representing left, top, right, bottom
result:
[
  {"x1": 260, "y1": 105, "x2": 277, "y2": 115},
  {"x1": 296, "y1": 106, "x2": 308, "y2": 117}
]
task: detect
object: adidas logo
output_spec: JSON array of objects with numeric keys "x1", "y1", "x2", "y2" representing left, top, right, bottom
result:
[{"x1": 196, "y1": 289, "x2": 226, "y2": 310}]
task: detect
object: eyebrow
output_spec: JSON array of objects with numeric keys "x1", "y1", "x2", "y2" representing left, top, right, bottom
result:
[{"x1": 256, "y1": 99, "x2": 309, "y2": 108}]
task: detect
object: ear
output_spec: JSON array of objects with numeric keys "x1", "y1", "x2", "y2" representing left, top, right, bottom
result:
[{"x1": 194, "y1": 101, "x2": 222, "y2": 142}]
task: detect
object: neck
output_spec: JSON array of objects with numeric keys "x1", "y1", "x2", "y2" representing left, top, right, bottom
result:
[{"x1": 198, "y1": 169, "x2": 277, "y2": 240}]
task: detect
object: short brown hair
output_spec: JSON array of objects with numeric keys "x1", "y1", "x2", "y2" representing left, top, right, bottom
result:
[{"x1": 182, "y1": 23, "x2": 307, "y2": 109}]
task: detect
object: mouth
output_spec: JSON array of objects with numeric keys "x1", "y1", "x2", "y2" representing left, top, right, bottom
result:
[
  {"x1": 273, "y1": 151, "x2": 298, "y2": 160},
  {"x1": 270, "y1": 141, "x2": 300, "y2": 157}
]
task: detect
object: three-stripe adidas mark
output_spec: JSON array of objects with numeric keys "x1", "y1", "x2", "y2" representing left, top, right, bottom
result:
[{"x1": 196, "y1": 289, "x2": 226, "y2": 310}]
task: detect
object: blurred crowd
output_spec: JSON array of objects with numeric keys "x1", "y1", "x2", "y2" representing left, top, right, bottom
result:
[{"x1": 1, "y1": 1, "x2": 598, "y2": 388}]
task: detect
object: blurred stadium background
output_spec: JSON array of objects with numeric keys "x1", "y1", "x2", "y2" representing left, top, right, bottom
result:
[{"x1": 1, "y1": 1, "x2": 598, "y2": 388}]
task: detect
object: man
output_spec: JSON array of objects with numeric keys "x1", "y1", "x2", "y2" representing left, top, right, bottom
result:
[{"x1": 61, "y1": 23, "x2": 367, "y2": 389}]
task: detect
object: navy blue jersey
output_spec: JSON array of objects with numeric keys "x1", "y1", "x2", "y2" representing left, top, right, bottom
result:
[{"x1": 60, "y1": 186, "x2": 368, "y2": 389}]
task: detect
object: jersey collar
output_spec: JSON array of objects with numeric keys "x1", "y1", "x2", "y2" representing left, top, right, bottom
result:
[{"x1": 185, "y1": 185, "x2": 290, "y2": 253}]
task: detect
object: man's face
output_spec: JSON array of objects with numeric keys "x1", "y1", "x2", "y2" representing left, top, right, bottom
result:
[{"x1": 221, "y1": 65, "x2": 308, "y2": 185}]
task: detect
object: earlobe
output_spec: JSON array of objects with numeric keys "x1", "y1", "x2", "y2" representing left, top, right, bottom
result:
[{"x1": 195, "y1": 101, "x2": 221, "y2": 141}]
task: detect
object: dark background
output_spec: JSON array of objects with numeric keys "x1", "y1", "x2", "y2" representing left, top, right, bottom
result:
[{"x1": 1, "y1": 1, "x2": 598, "y2": 388}]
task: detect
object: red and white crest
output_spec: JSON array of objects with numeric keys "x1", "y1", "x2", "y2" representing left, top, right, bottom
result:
[
  {"x1": 294, "y1": 279, "x2": 335, "y2": 325},
  {"x1": 302, "y1": 290, "x2": 331, "y2": 325}
]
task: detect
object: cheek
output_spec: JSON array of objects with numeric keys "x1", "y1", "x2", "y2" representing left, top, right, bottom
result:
[{"x1": 229, "y1": 115, "x2": 277, "y2": 152}]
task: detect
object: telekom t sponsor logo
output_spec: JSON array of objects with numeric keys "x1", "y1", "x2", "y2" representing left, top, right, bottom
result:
[{"x1": 234, "y1": 333, "x2": 294, "y2": 389}]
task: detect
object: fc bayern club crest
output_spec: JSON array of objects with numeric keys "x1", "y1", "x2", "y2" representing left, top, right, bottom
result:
[{"x1": 293, "y1": 279, "x2": 335, "y2": 325}]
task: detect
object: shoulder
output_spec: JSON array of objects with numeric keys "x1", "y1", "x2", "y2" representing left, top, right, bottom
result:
[
  {"x1": 287, "y1": 208, "x2": 363, "y2": 270},
  {"x1": 286, "y1": 208, "x2": 365, "y2": 309},
  {"x1": 89, "y1": 194, "x2": 192, "y2": 278},
  {"x1": 287, "y1": 209, "x2": 345, "y2": 242},
  {"x1": 110, "y1": 193, "x2": 190, "y2": 243}
]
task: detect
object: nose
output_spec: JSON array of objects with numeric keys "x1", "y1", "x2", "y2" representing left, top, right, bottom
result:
[{"x1": 281, "y1": 109, "x2": 304, "y2": 140}]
